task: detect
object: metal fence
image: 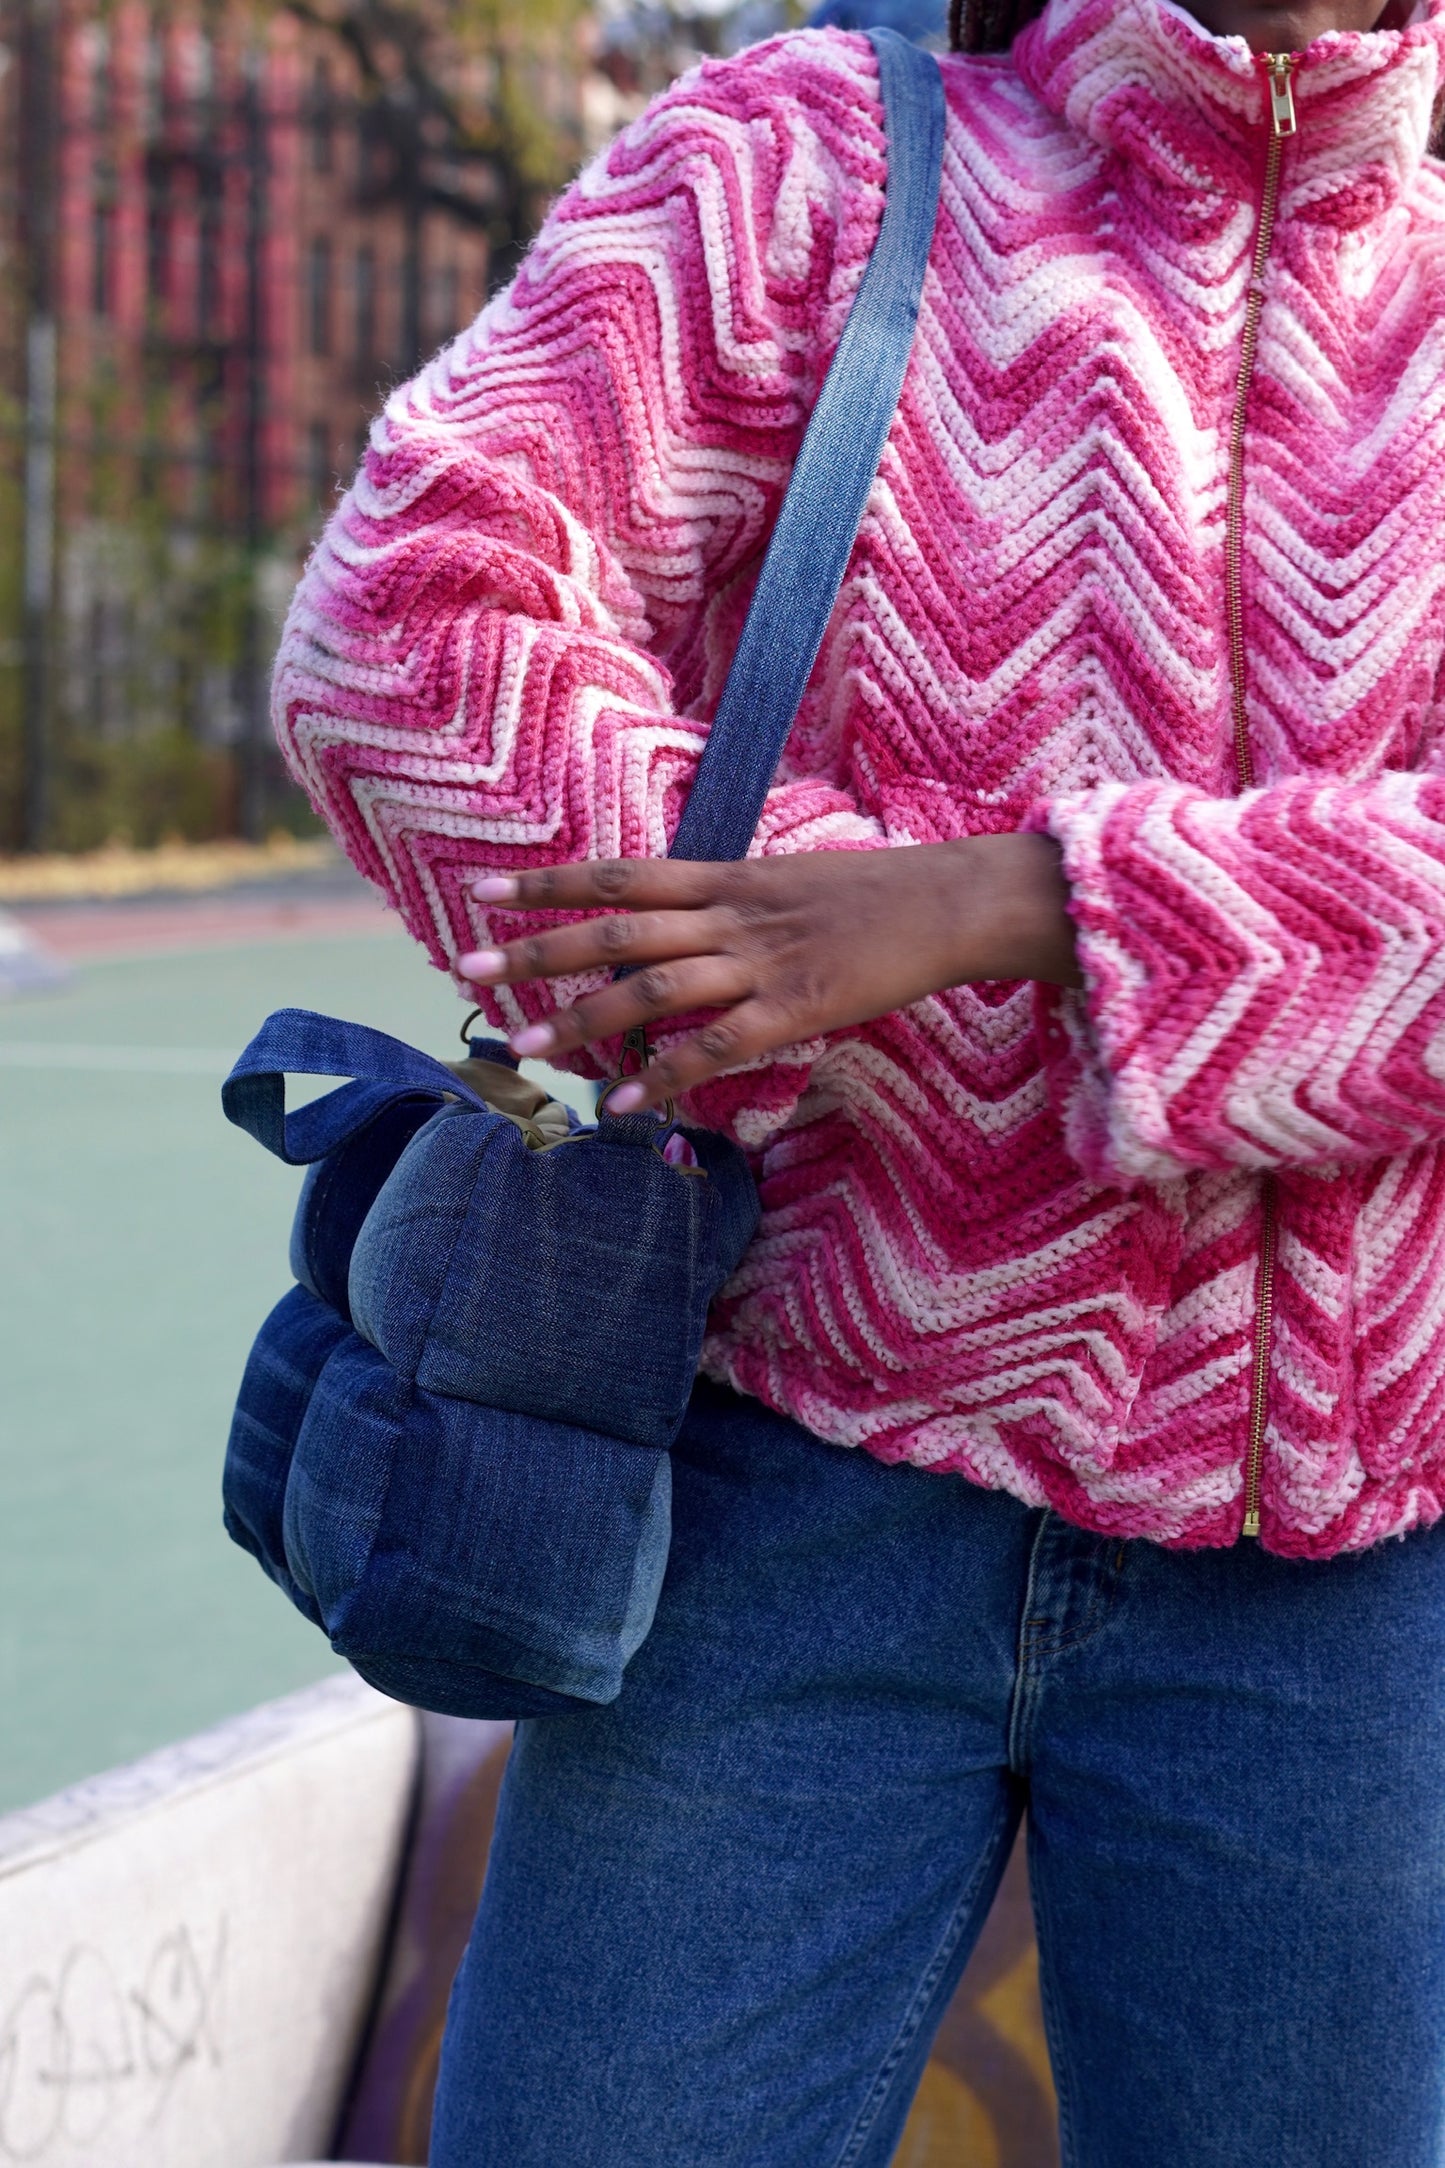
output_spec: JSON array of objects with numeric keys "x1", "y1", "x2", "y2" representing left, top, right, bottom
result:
[
  {"x1": 0, "y1": 0, "x2": 586, "y2": 851},
  {"x1": 0, "y1": 0, "x2": 807, "y2": 856}
]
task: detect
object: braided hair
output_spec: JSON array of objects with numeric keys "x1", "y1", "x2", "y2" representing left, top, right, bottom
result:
[{"x1": 948, "y1": 0, "x2": 1048, "y2": 48}]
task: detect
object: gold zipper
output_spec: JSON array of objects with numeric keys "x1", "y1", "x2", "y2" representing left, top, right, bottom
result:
[
  {"x1": 1241, "y1": 1172, "x2": 1278, "y2": 1537},
  {"x1": 1229, "y1": 53, "x2": 1295, "y2": 1541}
]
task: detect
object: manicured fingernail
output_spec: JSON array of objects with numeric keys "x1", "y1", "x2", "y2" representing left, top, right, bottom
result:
[
  {"x1": 510, "y1": 1023, "x2": 555, "y2": 1057},
  {"x1": 458, "y1": 948, "x2": 507, "y2": 981},
  {"x1": 608, "y1": 1081, "x2": 646, "y2": 1113},
  {"x1": 471, "y1": 875, "x2": 519, "y2": 902}
]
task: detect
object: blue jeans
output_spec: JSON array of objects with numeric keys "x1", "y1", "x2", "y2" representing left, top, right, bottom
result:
[{"x1": 430, "y1": 1381, "x2": 1445, "y2": 2166}]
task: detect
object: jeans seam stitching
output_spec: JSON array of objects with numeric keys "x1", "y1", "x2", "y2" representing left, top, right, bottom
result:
[
  {"x1": 829, "y1": 1803, "x2": 1016, "y2": 2168},
  {"x1": 1008, "y1": 1515, "x2": 1051, "y2": 1769},
  {"x1": 1028, "y1": 1823, "x2": 1085, "y2": 2168}
]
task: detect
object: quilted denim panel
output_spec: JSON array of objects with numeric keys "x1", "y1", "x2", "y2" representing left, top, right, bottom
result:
[
  {"x1": 279, "y1": 1322, "x2": 670, "y2": 1711},
  {"x1": 349, "y1": 1108, "x2": 759, "y2": 1450},
  {"x1": 222, "y1": 1284, "x2": 347, "y2": 1626},
  {"x1": 345, "y1": 1104, "x2": 503, "y2": 1378},
  {"x1": 289, "y1": 1095, "x2": 441, "y2": 1321},
  {"x1": 338, "y1": 1395, "x2": 671, "y2": 1704}
]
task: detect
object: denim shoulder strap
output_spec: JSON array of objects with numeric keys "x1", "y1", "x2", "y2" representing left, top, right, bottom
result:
[{"x1": 666, "y1": 28, "x2": 945, "y2": 866}]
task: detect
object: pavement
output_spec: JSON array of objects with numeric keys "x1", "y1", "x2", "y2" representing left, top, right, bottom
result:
[
  {"x1": 11, "y1": 887, "x2": 394, "y2": 962},
  {"x1": 0, "y1": 888, "x2": 477, "y2": 1812}
]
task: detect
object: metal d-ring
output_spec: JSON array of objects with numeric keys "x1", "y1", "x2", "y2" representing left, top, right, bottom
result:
[
  {"x1": 599, "y1": 1024, "x2": 675, "y2": 1127},
  {"x1": 597, "y1": 1076, "x2": 677, "y2": 1127}
]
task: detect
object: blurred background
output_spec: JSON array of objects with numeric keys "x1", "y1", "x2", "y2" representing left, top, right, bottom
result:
[
  {"x1": 0, "y1": 0, "x2": 944, "y2": 1816},
  {"x1": 0, "y1": 0, "x2": 835, "y2": 857}
]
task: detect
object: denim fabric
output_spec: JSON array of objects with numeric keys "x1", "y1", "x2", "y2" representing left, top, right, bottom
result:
[
  {"x1": 223, "y1": 1284, "x2": 342, "y2": 1625},
  {"x1": 222, "y1": 1008, "x2": 485, "y2": 1164},
  {"x1": 348, "y1": 1103, "x2": 760, "y2": 1449},
  {"x1": 289, "y1": 1095, "x2": 440, "y2": 1320},
  {"x1": 431, "y1": 1379, "x2": 1445, "y2": 2168},
  {"x1": 229, "y1": 1283, "x2": 675, "y2": 1716},
  {"x1": 222, "y1": 1009, "x2": 753, "y2": 1717},
  {"x1": 283, "y1": 1331, "x2": 673, "y2": 1713}
]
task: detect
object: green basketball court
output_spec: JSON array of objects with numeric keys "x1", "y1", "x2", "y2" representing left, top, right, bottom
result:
[{"x1": 0, "y1": 918, "x2": 529, "y2": 1812}]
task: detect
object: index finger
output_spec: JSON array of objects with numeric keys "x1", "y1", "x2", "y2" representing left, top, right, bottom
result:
[{"x1": 471, "y1": 859, "x2": 721, "y2": 912}]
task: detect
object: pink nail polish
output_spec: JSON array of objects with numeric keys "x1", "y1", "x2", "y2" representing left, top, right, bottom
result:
[
  {"x1": 472, "y1": 875, "x2": 519, "y2": 902},
  {"x1": 459, "y1": 949, "x2": 507, "y2": 980},
  {"x1": 510, "y1": 1024, "x2": 554, "y2": 1057},
  {"x1": 608, "y1": 1081, "x2": 646, "y2": 1114}
]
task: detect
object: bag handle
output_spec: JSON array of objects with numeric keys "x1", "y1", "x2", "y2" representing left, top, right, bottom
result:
[
  {"x1": 223, "y1": 1008, "x2": 487, "y2": 1165},
  {"x1": 666, "y1": 28, "x2": 945, "y2": 864}
]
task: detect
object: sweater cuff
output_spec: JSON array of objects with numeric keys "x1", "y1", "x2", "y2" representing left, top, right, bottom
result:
[{"x1": 1027, "y1": 785, "x2": 1196, "y2": 1188}]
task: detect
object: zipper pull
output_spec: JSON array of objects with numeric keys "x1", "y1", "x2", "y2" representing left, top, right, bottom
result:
[{"x1": 1266, "y1": 53, "x2": 1297, "y2": 138}]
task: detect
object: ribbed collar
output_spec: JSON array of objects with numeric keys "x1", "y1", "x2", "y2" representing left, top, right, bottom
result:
[{"x1": 1013, "y1": 0, "x2": 1445, "y2": 222}]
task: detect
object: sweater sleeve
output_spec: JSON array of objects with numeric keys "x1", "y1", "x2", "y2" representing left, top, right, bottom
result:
[
  {"x1": 272, "y1": 31, "x2": 887, "y2": 1140},
  {"x1": 1036, "y1": 771, "x2": 1445, "y2": 1185}
]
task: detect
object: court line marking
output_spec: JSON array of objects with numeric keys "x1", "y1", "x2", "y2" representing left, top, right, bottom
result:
[
  {"x1": 0, "y1": 1044, "x2": 599, "y2": 1113},
  {"x1": 0, "y1": 1044, "x2": 236, "y2": 1074}
]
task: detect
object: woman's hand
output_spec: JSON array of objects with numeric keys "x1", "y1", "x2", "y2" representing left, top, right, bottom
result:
[{"x1": 458, "y1": 834, "x2": 1080, "y2": 1112}]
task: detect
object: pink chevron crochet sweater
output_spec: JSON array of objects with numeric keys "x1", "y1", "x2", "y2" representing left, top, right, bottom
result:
[{"x1": 275, "y1": 0, "x2": 1445, "y2": 1557}]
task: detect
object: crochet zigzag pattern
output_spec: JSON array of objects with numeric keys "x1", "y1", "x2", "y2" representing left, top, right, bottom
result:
[{"x1": 276, "y1": 0, "x2": 1445, "y2": 1555}]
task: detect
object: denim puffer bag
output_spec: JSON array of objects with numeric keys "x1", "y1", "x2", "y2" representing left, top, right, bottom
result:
[
  {"x1": 222, "y1": 1018, "x2": 759, "y2": 1716},
  {"x1": 219, "y1": 26, "x2": 945, "y2": 1721}
]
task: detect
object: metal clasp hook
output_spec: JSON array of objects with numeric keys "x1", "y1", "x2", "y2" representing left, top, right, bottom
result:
[{"x1": 598, "y1": 1024, "x2": 675, "y2": 1126}]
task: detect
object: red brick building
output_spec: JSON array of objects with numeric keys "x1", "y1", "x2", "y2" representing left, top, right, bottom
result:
[
  {"x1": 0, "y1": 0, "x2": 588, "y2": 842},
  {"x1": 59, "y1": 4, "x2": 517, "y2": 525}
]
